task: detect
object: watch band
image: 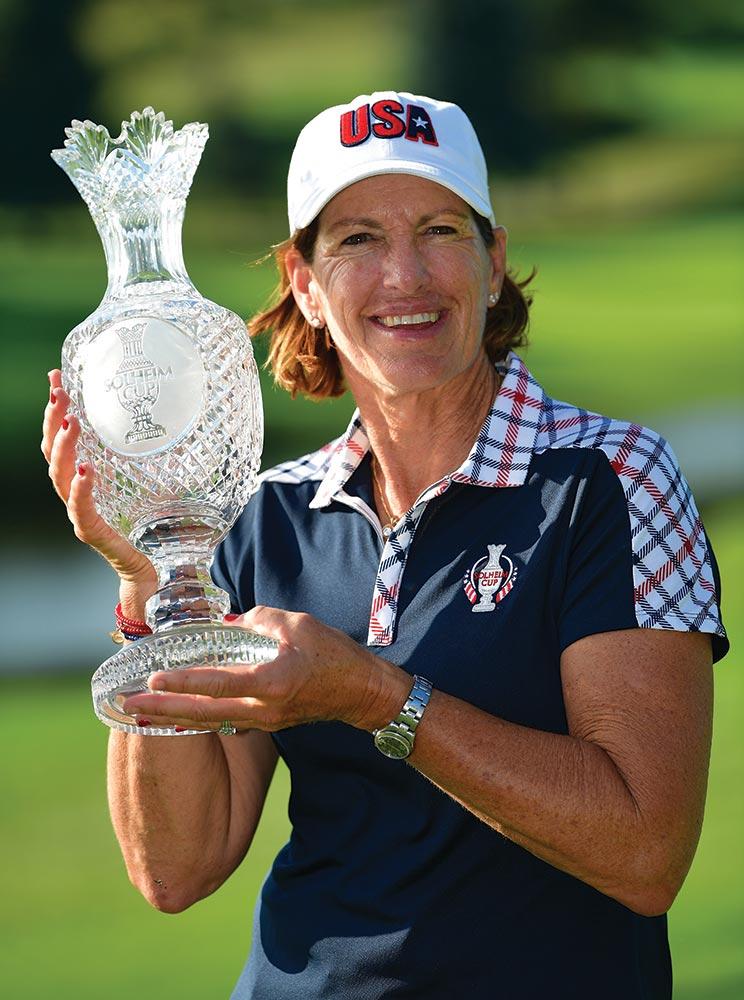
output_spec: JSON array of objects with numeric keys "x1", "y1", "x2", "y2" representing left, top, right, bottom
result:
[{"x1": 373, "y1": 675, "x2": 433, "y2": 759}]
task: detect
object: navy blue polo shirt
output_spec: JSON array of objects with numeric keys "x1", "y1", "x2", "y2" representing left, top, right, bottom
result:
[{"x1": 212, "y1": 352, "x2": 727, "y2": 1000}]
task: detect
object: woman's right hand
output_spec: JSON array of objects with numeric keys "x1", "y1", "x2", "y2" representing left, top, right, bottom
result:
[{"x1": 42, "y1": 370, "x2": 158, "y2": 607}]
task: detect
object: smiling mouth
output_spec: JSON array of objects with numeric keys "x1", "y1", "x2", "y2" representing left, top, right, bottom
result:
[{"x1": 374, "y1": 311, "x2": 442, "y2": 328}]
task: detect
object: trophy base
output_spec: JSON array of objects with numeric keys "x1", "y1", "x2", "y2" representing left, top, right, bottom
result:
[{"x1": 92, "y1": 624, "x2": 279, "y2": 735}]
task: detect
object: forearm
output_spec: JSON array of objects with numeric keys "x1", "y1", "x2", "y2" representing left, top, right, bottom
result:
[
  {"x1": 411, "y1": 691, "x2": 663, "y2": 908},
  {"x1": 108, "y1": 583, "x2": 226, "y2": 912},
  {"x1": 109, "y1": 592, "x2": 287, "y2": 913},
  {"x1": 368, "y1": 663, "x2": 703, "y2": 917},
  {"x1": 107, "y1": 731, "x2": 236, "y2": 912}
]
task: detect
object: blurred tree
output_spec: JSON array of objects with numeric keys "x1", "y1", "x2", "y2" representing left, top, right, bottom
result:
[
  {"x1": 419, "y1": 0, "x2": 553, "y2": 172},
  {"x1": 68, "y1": 0, "x2": 413, "y2": 197},
  {"x1": 0, "y1": 0, "x2": 99, "y2": 204},
  {"x1": 420, "y1": 0, "x2": 744, "y2": 171},
  {"x1": 1, "y1": 0, "x2": 742, "y2": 199}
]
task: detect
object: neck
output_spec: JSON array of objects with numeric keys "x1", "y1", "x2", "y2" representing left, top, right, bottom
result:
[{"x1": 355, "y1": 354, "x2": 499, "y2": 516}]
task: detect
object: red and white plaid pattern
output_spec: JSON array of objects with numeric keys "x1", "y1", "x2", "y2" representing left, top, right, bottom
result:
[{"x1": 263, "y1": 353, "x2": 726, "y2": 648}]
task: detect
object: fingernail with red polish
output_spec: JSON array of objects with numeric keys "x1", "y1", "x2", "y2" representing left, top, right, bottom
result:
[
  {"x1": 50, "y1": 389, "x2": 57, "y2": 404},
  {"x1": 136, "y1": 719, "x2": 152, "y2": 727},
  {"x1": 77, "y1": 463, "x2": 86, "y2": 477},
  {"x1": 224, "y1": 613, "x2": 240, "y2": 622},
  {"x1": 62, "y1": 417, "x2": 69, "y2": 431}
]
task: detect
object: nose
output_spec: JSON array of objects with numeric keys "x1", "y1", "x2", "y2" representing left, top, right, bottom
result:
[{"x1": 381, "y1": 236, "x2": 430, "y2": 293}]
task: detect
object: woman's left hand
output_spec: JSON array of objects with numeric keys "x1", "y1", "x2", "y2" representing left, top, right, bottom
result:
[{"x1": 122, "y1": 607, "x2": 407, "y2": 734}]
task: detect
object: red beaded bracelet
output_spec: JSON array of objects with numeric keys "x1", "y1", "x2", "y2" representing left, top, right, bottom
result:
[{"x1": 111, "y1": 602, "x2": 153, "y2": 644}]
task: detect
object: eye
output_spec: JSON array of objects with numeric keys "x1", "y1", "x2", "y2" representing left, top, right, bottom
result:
[
  {"x1": 425, "y1": 225, "x2": 458, "y2": 236},
  {"x1": 341, "y1": 232, "x2": 373, "y2": 246}
]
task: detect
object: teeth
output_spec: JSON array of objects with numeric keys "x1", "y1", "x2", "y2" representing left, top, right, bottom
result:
[{"x1": 378, "y1": 312, "x2": 440, "y2": 327}]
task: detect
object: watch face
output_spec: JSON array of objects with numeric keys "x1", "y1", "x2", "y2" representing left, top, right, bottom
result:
[{"x1": 374, "y1": 730, "x2": 412, "y2": 759}]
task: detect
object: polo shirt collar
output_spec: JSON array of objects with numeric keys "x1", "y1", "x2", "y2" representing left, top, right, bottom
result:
[{"x1": 309, "y1": 351, "x2": 546, "y2": 510}]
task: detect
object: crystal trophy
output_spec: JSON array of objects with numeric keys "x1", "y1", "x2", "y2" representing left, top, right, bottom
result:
[{"x1": 51, "y1": 108, "x2": 278, "y2": 734}]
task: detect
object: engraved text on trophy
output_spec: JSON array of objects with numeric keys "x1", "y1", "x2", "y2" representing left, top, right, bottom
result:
[
  {"x1": 105, "y1": 324, "x2": 172, "y2": 442},
  {"x1": 82, "y1": 317, "x2": 205, "y2": 456}
]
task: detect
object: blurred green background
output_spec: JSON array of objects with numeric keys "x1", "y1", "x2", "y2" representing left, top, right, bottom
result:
[{"x1": 0, "y1": 1, "x2": 742, "y2": 997}]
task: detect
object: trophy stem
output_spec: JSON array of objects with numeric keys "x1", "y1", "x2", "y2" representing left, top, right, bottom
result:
[
  {"x1": 93, "y1": 510, "x2": 280, "y2": 734},
  {"x1": 132, "y1": 513, "x2": 231, "y2": 632}
]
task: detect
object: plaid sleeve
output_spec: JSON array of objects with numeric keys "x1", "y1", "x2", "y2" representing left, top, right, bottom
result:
[
  {"x1": 559, "y1": 436, "x2": 728, "y2": 661},
  {"x1": 608, "y1": 428, "x2": 728, "y2": 661}
]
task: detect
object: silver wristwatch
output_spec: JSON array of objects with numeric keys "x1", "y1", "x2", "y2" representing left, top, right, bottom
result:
[{"x1": 373, "y1": 675, "x2": 433, "y2": 759}]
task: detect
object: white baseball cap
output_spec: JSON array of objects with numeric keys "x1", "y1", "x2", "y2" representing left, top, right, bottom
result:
[{"x1": 287, "y1": 91, "x2": 495, "y2": 234}]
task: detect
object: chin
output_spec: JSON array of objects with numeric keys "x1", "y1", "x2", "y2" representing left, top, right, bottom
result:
[
  {"x1": 341, "y1": 340, "x2": 485, "y2": 399},
  {"x1": 376, "y1": 355, "x2": 465, "y2": 395}
]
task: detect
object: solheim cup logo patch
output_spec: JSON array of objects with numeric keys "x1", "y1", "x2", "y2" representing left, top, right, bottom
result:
[{"x1": 464, "y1": 544, "x2": 517, "y2": 613}]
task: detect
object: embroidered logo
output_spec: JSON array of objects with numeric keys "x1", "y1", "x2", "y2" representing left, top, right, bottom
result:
[
  {"x1": 339, "y1": 100, "x2": 439, "y2": 147},
  {"x1": 463, "y1": 543, "x2": 517, "y2": 613}
]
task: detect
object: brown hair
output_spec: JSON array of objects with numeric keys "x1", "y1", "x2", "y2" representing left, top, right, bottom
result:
[{"x1": 248, "y1": 212, "x2": 534, "y2": 400}]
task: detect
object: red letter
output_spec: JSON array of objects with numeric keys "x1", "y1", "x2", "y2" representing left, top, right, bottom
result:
[
  {"x1": 340, "y1": 105, "x2": 371, "y2": 147},
  {"x1": 371, "y1": 100, "x2": 405, "y2": 139}
]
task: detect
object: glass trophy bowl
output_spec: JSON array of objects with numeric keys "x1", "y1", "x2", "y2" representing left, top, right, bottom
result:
[{"x1": 51, "y1": 108, "x2": 278, "y2": 734}]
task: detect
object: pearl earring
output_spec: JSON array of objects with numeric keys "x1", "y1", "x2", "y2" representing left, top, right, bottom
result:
[
  {"x1": 309, "y1": 315, "x2": 323, "y2": 328},
  {"x1": 488, "y1": 292, "x2": 500, "y2": 307}
]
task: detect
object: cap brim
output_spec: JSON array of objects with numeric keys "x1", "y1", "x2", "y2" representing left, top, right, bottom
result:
[{"x1": 291, "y1": 159, "x2": 495, "y2": 232}]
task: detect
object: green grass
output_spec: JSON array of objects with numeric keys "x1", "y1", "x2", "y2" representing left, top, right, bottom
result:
[
  {"x1": 669, "y1": 498, "x2": 744, "y2": 998},
  {"x1": 0, "y1": 680, "x2": 292, "y2": 998},
  {"x1": 0, "y1": 498, "x2": 741, "y2": 998},
  {"x1": 511, "y1": 211, "x2": 744, "y2": 422}
]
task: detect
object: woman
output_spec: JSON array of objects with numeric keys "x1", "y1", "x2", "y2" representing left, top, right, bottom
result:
[{"x1": 43, "y1": 92, "x2": 727, "y2": 999}]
